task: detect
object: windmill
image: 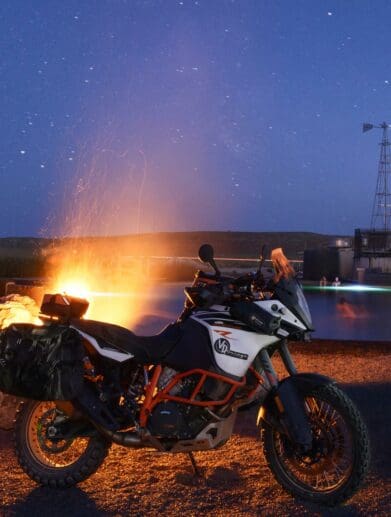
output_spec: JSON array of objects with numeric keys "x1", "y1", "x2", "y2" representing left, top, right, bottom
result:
[{"x1": 363, "y1": 122, "x2": 391, "y2": 231}]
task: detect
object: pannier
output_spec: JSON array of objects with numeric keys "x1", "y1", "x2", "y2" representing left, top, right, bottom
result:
[{"x1": 0, "y1": 323, "x2": 85, "y2": 400}]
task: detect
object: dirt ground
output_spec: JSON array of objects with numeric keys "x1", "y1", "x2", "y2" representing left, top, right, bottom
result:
[{"x1": 0, "y1": 340, "x2": 390, "y2": 517}]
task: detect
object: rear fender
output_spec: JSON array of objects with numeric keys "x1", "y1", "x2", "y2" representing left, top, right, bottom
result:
[{"x1": 257, "y1": 372, "x2": 335, "y2": 448}]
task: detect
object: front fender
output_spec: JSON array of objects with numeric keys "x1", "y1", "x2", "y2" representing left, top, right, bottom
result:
[
  {"x1": 257, "y1": 372, "x2": 336, "y2": 448},
  {"x1": 257, "y1": 372, "x2": 335, "y2": 425},
  {"x1": 280, "y1": 372, "x2": 336, "y2": 393}
]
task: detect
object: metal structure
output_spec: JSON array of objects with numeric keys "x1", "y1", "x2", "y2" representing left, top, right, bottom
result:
[{"x1": 363, "y1": 121, "x2": 391, "y2": 231}]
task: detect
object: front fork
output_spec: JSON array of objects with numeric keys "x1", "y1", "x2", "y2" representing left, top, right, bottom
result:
[
  {"x1": 256, "y1": 340, "x2": 313, "y2": 450},
  {"x1": 258, "y1": 340, "x2": 297, "y2": 389}
]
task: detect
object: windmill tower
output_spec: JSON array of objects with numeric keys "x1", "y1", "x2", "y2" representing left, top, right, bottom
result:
[{"x1": 363, "y1": 122, "x2": 391, "y2": 231}]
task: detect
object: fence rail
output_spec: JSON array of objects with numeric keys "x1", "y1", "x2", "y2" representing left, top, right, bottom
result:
[{"x1": 122, "y1": 255, "x2": 303, "y2": 264}]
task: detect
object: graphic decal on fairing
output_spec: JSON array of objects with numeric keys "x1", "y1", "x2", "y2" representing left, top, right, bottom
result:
[
  {"x1": 213, "y1": 338, "x2": 249, "y2": 360},
  {"x1": 191, "y1": 310, "x2": 279, "y2": 377}
]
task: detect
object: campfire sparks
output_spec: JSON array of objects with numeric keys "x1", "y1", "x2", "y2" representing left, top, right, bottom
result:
[{"x1": 40, "y1": 150, "x2": 157, "y2": 329}]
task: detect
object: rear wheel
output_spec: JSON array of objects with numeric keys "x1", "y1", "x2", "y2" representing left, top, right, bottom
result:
[
  {"x1": 261, "y1": 384, "x2": 370, "y2": 506},
  {"x1": 14, "y1": 400, "x2": 110, "y2": 487}
]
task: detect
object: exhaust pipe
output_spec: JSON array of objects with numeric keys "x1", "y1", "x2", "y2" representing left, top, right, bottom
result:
[
  {"x1": 94, "y1": 423, "x2": 144, "y2": 447},
  {"x1": 73, "y1": 388, "x2": 164, "y2": 449},
  {"x1": 93, "y1": 422, "x2": 165, "y2": 451}
]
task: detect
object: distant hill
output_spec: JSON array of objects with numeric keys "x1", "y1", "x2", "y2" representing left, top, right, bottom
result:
[
  {"x1": 0, "y1": 231, "x2": 351, "y2": 281},
  {"x1": 0, "y1": 231, "x2": 350, "y2": 261},
  {"x1": 125, "y1": 231, "x2": 348, "y2": 259}
]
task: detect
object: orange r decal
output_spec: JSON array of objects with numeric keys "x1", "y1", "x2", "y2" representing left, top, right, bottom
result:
[{"x1": 215, "y1": 330, "x2": 232, "y2": 337}]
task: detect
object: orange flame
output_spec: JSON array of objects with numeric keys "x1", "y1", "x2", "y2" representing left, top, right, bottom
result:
[{"x1": 47, "y1": 242, "x2": 149, "y2": 328}]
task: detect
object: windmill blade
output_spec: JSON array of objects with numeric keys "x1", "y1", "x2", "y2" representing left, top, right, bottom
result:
[{"x1": 363, "y1": 123, "x2": 374, "y2": 133}]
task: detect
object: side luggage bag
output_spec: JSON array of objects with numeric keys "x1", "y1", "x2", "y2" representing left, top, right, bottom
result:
[{"x1": 0, "y1": 323, "x2": 85, "y2": 401}]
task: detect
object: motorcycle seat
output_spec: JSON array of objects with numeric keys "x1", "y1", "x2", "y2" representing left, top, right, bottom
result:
[{"x1": 70, "y1": 319, "x2": 182, "y2": 364}]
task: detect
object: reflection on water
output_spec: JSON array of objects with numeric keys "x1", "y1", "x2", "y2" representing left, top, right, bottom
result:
[
  {"x1": 306, "y1": 290, "x2": 391, "y2": 341},
  {"x1": 131, "y1": 283, "x2": 391, "y2": 341},
  {"x1": 335, "y1": 297, "x2": 369, "y2": 320}
]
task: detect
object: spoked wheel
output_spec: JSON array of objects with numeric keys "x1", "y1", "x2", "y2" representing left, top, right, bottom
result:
[
  {"x1": 14, "y1": 400, "x2": 110, "y2": 487},
  {"x1": 261, "y1": 384, "x2": 370, "y2": 506}
]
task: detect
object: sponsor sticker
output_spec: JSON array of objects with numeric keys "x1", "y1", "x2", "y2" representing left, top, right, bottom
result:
[{"x1": 213, "y1": 338, "x2": 249, "y2": 360}]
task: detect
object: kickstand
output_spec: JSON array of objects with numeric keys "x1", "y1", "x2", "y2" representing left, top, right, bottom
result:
[{"x1": 188, "y1": 452, "x2": 202, "y2": 477}]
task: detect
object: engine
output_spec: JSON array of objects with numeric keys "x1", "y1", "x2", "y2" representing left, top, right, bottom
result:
[{"x1": 147, "y1": 367, "x2": 214, "y2": 440}]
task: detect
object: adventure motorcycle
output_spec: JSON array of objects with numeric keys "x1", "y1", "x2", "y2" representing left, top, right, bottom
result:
[{"x1": 4, "y1": 245, "x2": 369, "y2": 505}]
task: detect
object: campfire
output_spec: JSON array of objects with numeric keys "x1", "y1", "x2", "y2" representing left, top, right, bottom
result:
[{"x1": 47, "y1": 244, "x2": 149, "y2": 328}]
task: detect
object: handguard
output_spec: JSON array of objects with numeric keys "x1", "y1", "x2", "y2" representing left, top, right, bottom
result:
[{"x1": 230, "y1": 301, "x2": 281, "y2": 335}]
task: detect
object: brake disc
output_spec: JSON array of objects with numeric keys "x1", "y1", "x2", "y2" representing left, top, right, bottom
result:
[{"x1": 36, "y1": 408, "x2": 74, "y2": 454}]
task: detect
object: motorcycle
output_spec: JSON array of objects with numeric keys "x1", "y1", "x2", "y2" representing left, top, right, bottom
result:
[{"x1": 9, "y1": 244, "x2": 369, "y2": 505}]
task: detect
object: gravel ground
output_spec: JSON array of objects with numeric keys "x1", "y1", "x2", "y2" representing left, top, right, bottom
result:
[{"x1": 0, "y1": 340, "x2": 390, "y2": 517}]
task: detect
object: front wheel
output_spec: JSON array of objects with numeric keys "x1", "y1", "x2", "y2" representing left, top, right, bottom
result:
[
  {"x1": 261, "y1": 384, "x2": 370, "y2": 506},
  {"x1": 14, "y1": 400, "x2": 111, "y2": 487}
]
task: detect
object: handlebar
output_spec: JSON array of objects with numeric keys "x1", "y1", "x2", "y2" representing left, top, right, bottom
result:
[
  {"x1": 184, "y1": 244, "x2": 296, "y2": 311},
  {"x1": 231, "y1": 271, "x2": 265, "y2": 288},
  {"x1": 184, "y1": 269, "x2": 273, "y2": 310}
]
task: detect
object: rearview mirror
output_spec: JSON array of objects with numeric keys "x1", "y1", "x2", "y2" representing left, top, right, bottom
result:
[
  {"x1": 198, "y1": 244, "x2": 214, "y2": 264},
  {"x1": 198, "y1": 244, "x2": 221, "y2": 277}
]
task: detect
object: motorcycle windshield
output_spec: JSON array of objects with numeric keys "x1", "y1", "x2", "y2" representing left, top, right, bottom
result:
[{"x1": 274, "y1": 276, "x2": 313, "y2": 331}]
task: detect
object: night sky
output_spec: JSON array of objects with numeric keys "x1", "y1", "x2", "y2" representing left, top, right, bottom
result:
[{"x1": 1, "y1": 0, "x2": 391, "y2": 237}]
